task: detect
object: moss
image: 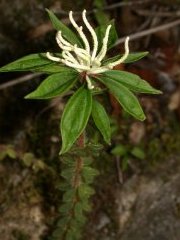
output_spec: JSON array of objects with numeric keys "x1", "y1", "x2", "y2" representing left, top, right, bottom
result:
[
  {"x1": 147, "y1": 131, "x2": 180, "y2": 165},
  {"x1": 12, "y1": 229, "x2": 30, "y2": 240}
]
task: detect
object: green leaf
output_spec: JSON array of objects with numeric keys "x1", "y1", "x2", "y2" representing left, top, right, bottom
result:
[
  {"x1": 74, "y1": 202, "x2": 83, "y2": 219},
  {"x1": 81, "y1": 200, "x2": 91, "y2": 212},
  {"x1": 82, "y1": 166, "x2": 99, "y2": 184},
  {"x1": 0, "y1": 54, "x2": 51, "y2": 72},
  {"x1": 0, "y1": 145, "x2": 17, "y2": 161},
  {"x1": 131, "y1": 147, "x2": 145, "y2": 160},
  {"x1": 103, "y1": 52, "x2": 149, "y2": 65},
  {"x1": 95, "y1": 19, "x2": 118, "y2": 50},
  {"x1": 83, "y1": 157, "x2": 93, "y2": 166},
  {"x1": 65, "y1": 230, "x2": 76, "y2": 240},
  {"x1": 46, "y1": 9, "x2": 82, "y2": 47},
  {"x1": 62, "y1": 156, "x2": 76, "y2": 167},
  {"x1": 25, "y1": 71, "x2": 78, "y2": 99},
  {"x1": 78, "y1": 184, "x2": 95, "y2": 200},
  {"x1": 94, "y1": 10, "x2": 110, "y2": 26},
  {"x1": 92, "y1": 99, "x2": 111, "y2": 144},
  {"x1": 86, "y1": 143, "x2": 104, "y2": 154},
  {"x1": 60, "y1": 87, "x2": 92, "y2": 154},
  {"x1": 33, "y1": 64, "x2": 71, "y2": 74},
  {"x1": 58, "y1": 202, "x2": 74, "y2": 214},
  {"x1": 58, "y1": 182, "x2": 71, "y2": 191},
  {"x1": 56, "y1": 217, "x2": 70, "y2": 229},
  {"x1": 101, "y1": 70, "x2": 162, "y2": 94},
  {"x1": 63, "y1": 189, "x2": 76, "y2": 202},
  {"x1": 97, "y1": 76, "x2": 146, "y2": 121},
  {"x1": 61, "y1": 168, "x2": 75, "y2": 181},
  {"x1": 111, "y1": 144, "x2": 128, "y2": 157}
]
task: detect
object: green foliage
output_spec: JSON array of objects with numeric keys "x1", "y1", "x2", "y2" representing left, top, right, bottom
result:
[
  {"x1": 0, "y1": 53, "x2": 70, "y2": 74},
  {"x1": 97, "y1": 75, "x2": 146, "y2": 121},
  {"x1": 51, "y1": 155, "x2": 99, "y2": 240},
  {"x1": 60, "y1": 87, "x2": 92, "y2": 154},
  {"x1": 25, "y1": 71, "x2": 78, "y2": 99},
  {"x1": 92, "y1": 99, "x2": 111, "y2": 144},
  {"x1": 111, "y1": 144, "x2": 128, "y2": 157},
  {"x1": 95, "y1": 20, "x2": 118, "y2": 50},
  {"x1": 0, "y1": 145, "x2": 16, "y2": 161},
  {"x1": 0, "y1": 11, "x2": 160, "y2": 152},
  {"x1": 46, "y1": 9, "x2": 82, "y2": 47},
  {"x1": 33, "y1": 64, "x2": 72, "y2": 74},
  {"x1": 131, "y1": 147, "x2": 145, "y2": 160},
  {"x1": 111, "y1": 144, "x2": 145, "y2": 171},
  {"x1": 0, "y1": 54, "x2": 51, "y2": 72},
  {"x1": 101, "y1": 70, "x2": 162, "y2": 94},
  {"x1": 103, "y1": 52, "x2": 149, "y2": 64}
]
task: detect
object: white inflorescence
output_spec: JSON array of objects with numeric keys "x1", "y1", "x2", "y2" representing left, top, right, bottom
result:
[{"x1": 46, "y1": 9, "x2": 130, "y2": 90}]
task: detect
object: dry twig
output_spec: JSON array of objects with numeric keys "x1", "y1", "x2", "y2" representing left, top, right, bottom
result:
[
  {"x1": 115, "y1": 19, "x2": 180, "y2": 46},
  {"x1": 53, "y1": 0, "x2": 151, "y2": 15},
  {"x1": 0, "y1": 73, "x2": 42, "y2": 90},
  {"x1": 135, "y1": 9, "x2": 180, "y2": 17}
]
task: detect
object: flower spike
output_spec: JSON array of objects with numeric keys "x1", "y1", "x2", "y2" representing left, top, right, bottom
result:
[
  {"x1": 82, "y1": 10, "x2": 98, "y2": 62},
  {"x1": 62, "y1": 59, "x2": 90, "y2": 71},
  {"x1": 56, "y1": 34, "x2": 73, "y2": 51},
  {"x1": 46, "y1": 52, "x2": 62, "y2": 62},
  {"x1": 69, "y1": 11, "x2": 90, "y2": 54},
  {"x1": 86, "y1": 75, "x2": 94, "y2": 89},
  {"x1": 62, "y1": 51, "x2": 80, "y2": 65},
  {"x1": 56, "y1": 31, "x2": 74, "y2": 49},
  {"x1": 46, "y1": 9, "x2": 130, "y2": 87},
  {"x1": 95, "y1": 25, "x2": 112, "y2": 63},
  {"x1": 108, "y1": 36, "x2": 130, "y2": 69}
]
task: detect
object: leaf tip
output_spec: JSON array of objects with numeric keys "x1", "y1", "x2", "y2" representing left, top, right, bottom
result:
[
  {"x1": 24, "y1": 92, "x2": 36, "y2": 99},
  {"x1": 59, "y1": 148, "x2": 66, "y2": 155},
  {"x1": 156, "y1": 89, "x2": 163, "y2": 94},
  {"x1": 106, "y1": 140, "x2": 111, "y2": 145},
  {"x1": 45, "y1": 8, "x2": 50, "y2": 13},
  {"x1": 144, "y1": 51, "x2": 149, "y2": 56},
  {"x1": 140, "y1": 115, "x2": 146, "y2": 121},
  {"x1": 24, "y1": 94, "x2": 30, "y2": 99}
]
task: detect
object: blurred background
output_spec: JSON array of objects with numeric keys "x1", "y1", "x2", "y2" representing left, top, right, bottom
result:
[{"x1": 0, "y1": 0, "x2": 180, "y2": 239}]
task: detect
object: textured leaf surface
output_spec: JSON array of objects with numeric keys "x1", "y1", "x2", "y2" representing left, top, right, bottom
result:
[
  {"x1": 92, "y1": 99, "x2": 111, "y2": 144},
  {"x1": 25, "y1": 71, "x2": 78, "y2": 99},
  {"x1": 95, "y1": 19, "x2": 118, "y2": 50},
  {"x1": 97, "y1": 76, "x2": 146, "y2": 121},
  {"x1": 46, "y1": 9, "x2": 82, "y2": 47},
  {"x1": 111, "y1": 145, "x2": 128, "y2": 157},
  {"x1": 82, "y1": 166, "x2": 99, "y2": 184},
  {"x1": 61, "y1": 168, "x2": 75, "y2": 181},
  {"x1": 0, "y1": 54, "x2": 51, "y2": 72},
  {"x1": 103, "y1": 52, "x2": 149, "y2": 65},
  {"x1": 33, "y1": 64, "x2": 71, "y2": 74},
  {"x1": 63, "y1": 189, "x2": 76, "y2": 202},
  {"x1": 78, "y1": 184, "x2": 95, "y2": 200},
  {"x1": 101, "y1": 70, "x2": 162, "y2": 94},
  {"x1": 60, "y1": 87, "x2": 92, "y2": 154}
]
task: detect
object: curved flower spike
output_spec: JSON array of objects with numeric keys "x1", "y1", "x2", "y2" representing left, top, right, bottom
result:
[
  {"x1": 82, "y1": 10, "x2": 98, "y2": 62},
  {"x1": 108, "y1": 37, "x2": 130, "y2": 69},
  {"x1": 69, "y1": 11, "x2": 90, "y2": 54},
  {"x1": 46, "y1": 9, "x2": 130, "y2": 89}
]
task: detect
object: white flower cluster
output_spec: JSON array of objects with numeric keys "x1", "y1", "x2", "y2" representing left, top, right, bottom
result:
[{"x1": 46, "y1": 9, "x2": 129, "y2": 89}]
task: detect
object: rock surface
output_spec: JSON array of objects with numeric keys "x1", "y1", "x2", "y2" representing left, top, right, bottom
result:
[{"x1": 116, "y1": 157, "x2": 180, "y2": 240}]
